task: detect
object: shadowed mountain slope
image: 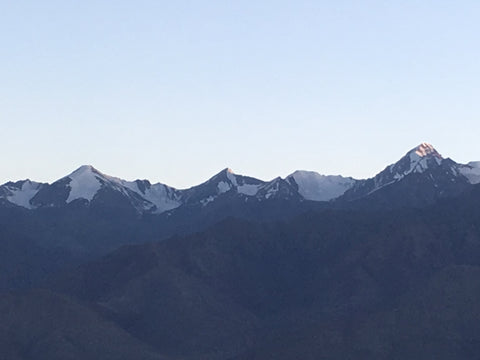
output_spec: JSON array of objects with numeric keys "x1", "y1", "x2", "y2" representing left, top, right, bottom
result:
[
  {"x1": 47, "y1": 185, "x2": 480, "y2": 359},
  {"x1": 0, "y1": 290, "x2": 167, "y2": 360}
]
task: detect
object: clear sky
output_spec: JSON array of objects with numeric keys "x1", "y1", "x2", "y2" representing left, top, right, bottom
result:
[{"x1": 1, "y1": 1, "x2": 479, "y2": 188}]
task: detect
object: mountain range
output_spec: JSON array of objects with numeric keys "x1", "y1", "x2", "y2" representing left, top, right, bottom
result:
[
  {"x1": 2, "y1": 142, "x2": 480, "y2": 359},
  {"x1": 1, "y1": 143, "x2": 479, "y2": 214}
]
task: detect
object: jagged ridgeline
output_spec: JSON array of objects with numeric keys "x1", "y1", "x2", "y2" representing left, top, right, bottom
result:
[
  {"x1": 1, "y1": 142, "x2": 479, "y2": 261},
  {"x1": 1, "y1": 143, "x2": 479, "y2": 212},
  {"x1": 1, "y1": 143, "x2": 480, "y2": 359}
]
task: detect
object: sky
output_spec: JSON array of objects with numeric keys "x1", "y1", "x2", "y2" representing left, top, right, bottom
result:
[{"x1": 1, "y1": 1, "x2": 479, "y2": 188}]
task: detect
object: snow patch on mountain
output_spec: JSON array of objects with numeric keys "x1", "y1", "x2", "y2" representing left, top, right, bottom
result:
[
  {"x1": 116, "y1": 180, "x2": 140, "y2": 195},
  {"x1": 138, "y1": 184, "x2": 181, "y2": 212},
  {"x1": 408, "y1": 154, "x2": 442, "y2": 174},
  {"x1": 66, "y1": 165, "x2": 102, "y2": 203},
  {"x1": 117, "y1": 181, "x2": 179, "y2": 212},
  {"x1": 226, "y1": 169, "x2": 238, "y2": 186},
  {"x1": 261, "y1": 178, "x2": 282, "y2": 199},
  {"x1": 288, "y1": 171, "x2": 356, "y2": 201},
  {"x1": 237, "y1": 184, "x2": 261, "y2": 196},
  {"x1": 459, "y1": 161, "x2": 480, "y2": 184},
  {"x1": 415, "y1": 142, "x2": 441, "y2": 157},
  {"x1": 200, "y1": 196, "x2": 215, "y2": 206},
  {"x1": 5, "y1": 181, "x2": 43, "y2": 209},
  {"x1": 212, "y1": 169, "x2": 262, "y2": 197},
  {"x1": 217, "y1": 181, "x2": 232, "y2": 194}
]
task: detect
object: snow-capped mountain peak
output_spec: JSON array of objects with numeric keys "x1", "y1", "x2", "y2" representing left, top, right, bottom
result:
[
  {"x1": 388, "y1": 143, "x2": 443, "y2": 182},
  {"x1": 184, "y1": 168, "x2": 265, "y2": 206},
  {"x1": 413, "y1": 142, "x2": 442, "y2": 158},
  {"x1": 203, "y1": 168, "x2": 237, "y2": 194},
  {"x1": 71, "y1": 164, "x2": 98, "y2": 174},
  {"x1": 338, "y1": 143, "x2": 474, "y2": 204},
  {"x1": 65, "y1": 165, "x2": 105, "y2": 203},
  {"x1": 63, "y1": 165, "x2": 181, "y2": 212}
]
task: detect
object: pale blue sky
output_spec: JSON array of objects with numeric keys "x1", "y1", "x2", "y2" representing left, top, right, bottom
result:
[{"x1": 1, "y1": 1, "x2": 479, "y2": 188}]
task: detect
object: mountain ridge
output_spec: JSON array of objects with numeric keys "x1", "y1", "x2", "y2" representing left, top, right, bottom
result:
[{"x1": 1, "y1": 143, "x2": 479, "y2": 213}]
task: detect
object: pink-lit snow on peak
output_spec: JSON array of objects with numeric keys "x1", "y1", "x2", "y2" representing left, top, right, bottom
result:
[{"x1": 414, "y1": 143, "x2": 442, "y2": 158}]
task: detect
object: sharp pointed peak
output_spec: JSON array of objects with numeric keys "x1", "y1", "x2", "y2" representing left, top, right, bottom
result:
[
  {"x1": 381, "y1": 142, "x2": 445, "y2": 182},
  {"x1": 270, "y1": 176, "x2": 283, "y2": 182},
  {"x1": 73, "y1": 164, "x2": 98, "y2": 172},
  {"x1": 210, "y1": 167, "x2": 236, "y2": 178},
  {"x1": 408, "y1": 143, "x2": 443, "y2": 159},
  {"x1": 219, "y1": 167, "x2": 235, "y2": 174},
  {"x1": 66, "y1": 165, "x2": 108, "y2": 180}
]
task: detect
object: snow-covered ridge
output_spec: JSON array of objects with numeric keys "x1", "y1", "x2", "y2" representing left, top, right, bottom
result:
[
  {"x1": 1, "y1": 143, "x2": 479, "y2": 212},
  {"x1": 131, "y1": 182, "x2": 181, "y2": 213},
  {"x1": 63, "y1": 165, "x2": 180, "y2": 212},
  {"x1": 1, "y1": 180, "x2": 44, "y2": 209},
  {"x1": 187, "y1": 168, "x2": 264, "y2": 205},
  {"x1": 347, "y1": 143, "x2": 446, "y2": 196},
  {"x1": 226, "y1": 170, "x2": 263, "y2": 196},
  {"x1": 287, "y1": 171, "x2": 356, "y2": 201},
  {"x1": 315, "y1": 142, "x2": 480, "y2": 202}
]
